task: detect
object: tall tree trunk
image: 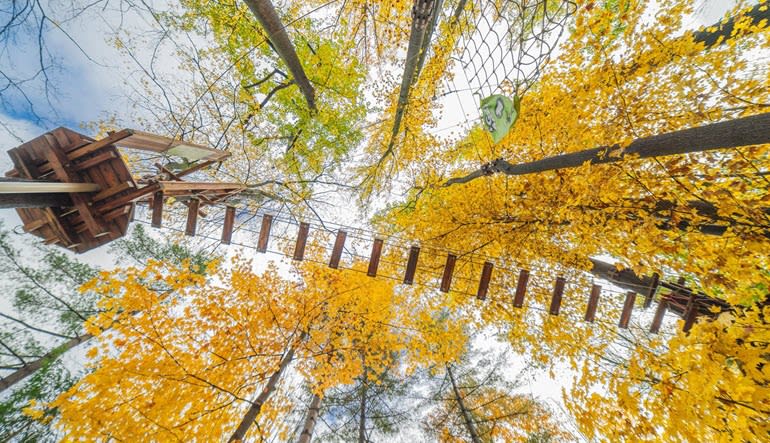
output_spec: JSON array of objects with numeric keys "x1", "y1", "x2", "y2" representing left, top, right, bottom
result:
[
  {"x1": 446, "y1": 364, "x2": 481, "y2": 443},
  {"x1": 444, "y1": 112, "x2": 770, "y2": 186},
  {"x1": 0, "y1": 334, "x2": 93, "y2": 392},
  {"x1": 229, "y1": 345, "x2": 298, "y2": 442},
  {"x1": 297, "y1": 393, "x2": 321, "y2": 443},
  {"x1": 358, "y1": 366, "x2": 367, "y2": 443},
  {"x1": 242, "y1": 0, "x2": 316, "y2": 111}
]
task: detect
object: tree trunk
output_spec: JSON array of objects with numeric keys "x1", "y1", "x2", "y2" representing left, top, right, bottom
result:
[
  {"x1": 446, "y1": 364, "x2": 481, "y2": 443},
  {"x1": 381, "y1": 0, "x2": 438, "y2": 162},
  {"x1": 444, "y1": 112, "x2": 770, "y2": 186},
  {"x1": 0, "y1": 193, "x2": 73, "y2": 208},
  {"x1": 297, "y1": 393, "x2": 321, "y2": 443},
  {"x1": 358, "y1": 366, "x2": 367, "y2": 443},
  {"x1": 0, "y1": 334, "x2": 93, "y2": 392},
  {"x1": 229, "y1": 345, "x2": 298, "y2": 442},
  {"x1": 242, "y1": 0, "x2": 316, "y2": 111},
  {"x1": 691, "y1": 3, "x2": 770, "y2": 48}
]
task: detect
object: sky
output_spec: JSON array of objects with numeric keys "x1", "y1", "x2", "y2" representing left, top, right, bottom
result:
[{"x1": 0, "y1": 0, "x2": 742, "y2": 439}]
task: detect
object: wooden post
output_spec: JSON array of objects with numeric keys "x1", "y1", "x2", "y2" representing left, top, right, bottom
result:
[
  {"x1": 682, "y1": 293, "x2": 699, "y2": 333},
  {"x1": 367, "y1": 239, "x2": 384, "y2": 277},
  {"x1": 185, "y1": 199, "x2": 200, "y2": 236},
  {"x1": 329, "y1": 230, "x2": 346, "y2": 269},
  {"x1": 221, "y1": 206, "x2": 236, "y2": 244},
  {"x1": 585, "y1": 284, "x2": 601, "y2": 322},
  {"x1": 256, "y1": 214, "x2": 273, "y2": 252},
  {"x1": 643, "y1": 272, "x2": 660, "y2": 308},
  {"x1": 549, "y1": 277, "x2": 566, "y2": 315},
  {"x1": 293, "y1": 222, "x2": 310, "y2": 261},
  {"x1": 440, "y1": 254, "x2": 457, "y2": 293},
  {"x1": 512, "y1": 269, "x2": 530, "y2": 308},
  {"x1": 619, "y1": 291, "x2": 637, "y2": 329},
  {"x1": 477, "y1": 262, "x2": 494, "y2": 301},
  {"x1": 650, "y1": 297, "x2": 668, "y2": 334},
  {"x1": 403, "y1": 246, "x2": 420, "y2": 285},
  {"x1": 151, "y1": 191, "x2": 164, "y2": 228}
]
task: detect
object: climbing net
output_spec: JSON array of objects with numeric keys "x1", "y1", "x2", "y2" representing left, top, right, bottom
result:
[{"x1": 456, "y1": 0, "x2": 577, "y2": 98}]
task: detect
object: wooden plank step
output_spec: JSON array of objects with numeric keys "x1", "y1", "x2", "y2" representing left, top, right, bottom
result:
[
  {"x1": 185, "y1": 199, "x2": 200, "y2": 236},
  {"x1": 221, "y1": 206, "x2": 236, "y2": 245},
  {"x1": 513, "y1": 269, "x2": 530, "y2": 308},
  {"x1": 256, "y1": 215, "x2": 273, "y2": 252},
  {"x1": 367, "y1": 239, "x2": 384, "y2": 277},
  {"x1": 151, "y1": 191, "x2": 164, "y2": 228},
  {"x1": 293, "y1": 222, "x2": 310, "y2": 261},
  {"x1": 619, "y1": 291, "x2": 636, "y2": 329},
  {"x1": 403, "y1": 246, "x2": 420, "y2": 285},
  {"x1": 585, "y1": 284, "x2": 601, "y2": 322},
  {"x1": 549, "y1": 277, "x2": 566, "y2": 315},
  {"x1": 329, "y1": 230, "x2": 346, "y2": 268},
  {"x1": 650, "y1": 296, "x2": 668, "y2": 334},
  {"x1": 477, "y1": 262, "x2": 493, "y2": 300},
  {"x1": 440, "y1": 254, "x2": 457, "y2": 293}
]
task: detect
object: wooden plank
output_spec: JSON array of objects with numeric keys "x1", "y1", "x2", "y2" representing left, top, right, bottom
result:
[
  {"x1": 72, "y1": 151, "x2": 117, "y2": 171},
  {"x1": 221, "y1": 206, "x2": 236, "y2": 245},
  {"x1": 512, "y1": 269, "x2": 530, "y2": 308},
  {"x1": 619, "y1": 291, "x2": 637, "y2": 329},
  {"x1": 23, "y1": 219, "x2": 47, "y2": 232},
  {"x1": 96, "y1": 183, "x2": 158, "y2": 214},
  {"x1": 256, "y1": 214, "x2": 273, "y2": 252},
  {"x1": 92, "y1": 181, "x2": 135, "y2": 202},
  {"x1": 185, "y1": 199, "x2": 200, "y2": 236},
  {"x1": 643, "y1": 272, "x2": 660, "y2": 308},
  {"x1": 158, "y1": 181, "x2": 245, "y2": 193},
  {"x1": 8, "y1": 148, "x2": 39, "y2": 179},
  {"x1": 103, "y1": 205, "x2": 130, "y2": 222},
  {"x1": 403, "y1": 246, "x2": 420, "y2": 285},
  {"x1": 69, "y1": 129, "x2": 133, "y2": 161},
  {"x1": 650, "y1": 297, "x2": 668, "y2": 334},
  {"x1": 585, "y1": 284, "x2": 601, "y2": 322},
  {"x1": 476, "y1": 261, "x2": 494, "y2": 301},
  {"x1": 440, "y1": 254, "x2": 457, "y2": 293},
  {"x1": 293, "y1": 222, "x2": 310, "y2": 261},
  {"x1": 549, "y1": 277, "x2": 566, "y2": 315},
  {"x1": 151, "y1": 191, "x2": 164, "y2": 228},
  {"x1": 329, "y1": 230, "x2": 347, "y2": 269},
  {"x1": 367, "y1": 239, "x2": 384, "y2": 277},
  {"x1": 682, "y1": 293, "x2": 698, "y2": 333}
]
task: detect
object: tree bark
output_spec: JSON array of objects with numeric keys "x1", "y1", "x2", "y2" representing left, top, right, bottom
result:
[
  {"x1": 446, "y1": 364, "x2": 481, "y2": 443},
  {"x1": 242, "y1": 0, "x2": 316, "y2": 111},
  {"x1": 444, "y1": 112, "x2": 770, "y2": 186},
  {"x1": 229, "y1": 344, "x2": 298, "y2": 442},
  {"x1": 297, "y1": 393, "x2": 321, "y2": 443},
  {"x1": 691, "y1": 3, "x2": 770, "y2": 48},
  {"x1": 0, "y1": 334, "x2": 93, "y2": 392},
  {"x1": 0, "y1": 193, "x2": 72, "y2": 208}
]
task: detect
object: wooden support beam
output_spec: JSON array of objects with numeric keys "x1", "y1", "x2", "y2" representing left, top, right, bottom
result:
[
  {"x1": 256, "y1": 214, "x2": 273, "y2": 252},
  {"x1": 293, "y1": 222, "x2": 310, "y2": 261},
  {"x1": 43, "y1": 146, "x2": 103, "y2": 236},
  {"x1": 619, "y1": 291, "x2": 637, "y2": 329},
  {"x1": 221, "y1": 206, "x2": 236, "y2": 245},
  {"x1": 549, "y1": 277, "x2": 566, "y2": 315},
  {"x1": 643, "y1": 272, "x2": 660, "y2": 308},
  {"x1": 23, "y1": 219, "x2": 47, "y2": 232},
  {"x1": 151, "y1": 191, "x2": 164, "y2": 228},
  {"x1": 175, "y1": 159, "x2": 220, "y2": 178},
  {"x1": 585, "y1": 284, "x2": 601, "y2": 322},
  {"x1": 96, "y1": 183, "x2": 159, "y2": 214},
  {"x1": 513, "y1": 269, "x2": 530, "y2": 308},
  {"x1": 103, "y1": 205, "x2": 130, "y2": 222},
  {"x1": 158, "y1": 181, "x2": 245, "y2": 193},
  {"x1": 69, "y1": 129, "x2": 133, "y2": 161},
  {"x1": 72, "y1": 151, "x2": 117, "y2": 171},
  {"x1": 367, "y1": 239, "x2": 384, "y2": 277},
  {"x1": 477, "y1": 262, "x2": 493, "y2": 301},
  {"x1": 329, "y1": 230, "x2": 347, "y2": 269},
  {"x1": 440, "y1": 254, "x2": 457, "y2": 293},
  {"x1": 92, "y1": 182, "x2": 135, "y2": 202},
  {"x1": 650, "y1": 297, "x2": 668, "y2": 334},
  {"x1": 185, "y1": 199, "x2": 200, "y2": 236},
  {"x1": 403, "y1": 246, "x2": 420, "y2": 285}
]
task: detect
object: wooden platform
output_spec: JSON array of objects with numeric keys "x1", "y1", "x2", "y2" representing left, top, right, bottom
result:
[{"x1": 5, "y1": 128, "x2": 138, "y2": 253}]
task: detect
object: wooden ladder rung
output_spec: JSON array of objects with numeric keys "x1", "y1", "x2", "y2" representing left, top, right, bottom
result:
[
  {"x1": 256, "y1": 214, "x2": 273, "y2": 252},
  {"x1": 549, "y1": 277, "x2": 566, "y2": 315},
  {"x1": 513, "y1": 269, "x2": 530, "y2": 308},
  {"x1": 440, "y1": 254, "x2": 457, "y2": 293},
  {"x1": 329, "y1": 230, "x2": 347, "y2": 268},
  {"x1": 151, "y1": 191, "x2": 163, "y2": 228},
  {"x1": 585, "y1": 284, "x2": 601, "y2": 322},
  {"x1": 367, "y1": 239, "x2": 384, "y2": 277},
  {"x1": 403, "y1": 246, "x2": 420, "y2": 285},
  {"x1": 476, "y1": 262, "x2": 494, "y2": 301},
  {"x1": 293, "y1": 222, "x2": 310, "y2": 261},
  {"x1": 619, "y1": 291, "x2": 637, "y2": 329},
  {"x1": 185, "y1": 199, "x2": 200, "y2": 236},
  {"x1": 221, "y1": 206, "x2": 236, "y2": 245}
]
